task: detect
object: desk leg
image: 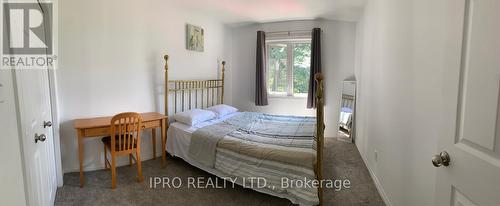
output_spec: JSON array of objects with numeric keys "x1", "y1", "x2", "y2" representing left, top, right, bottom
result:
[
  {"x1": 161, "y1": 119, "x2": 166, "y2": 166},
  {"x1": 77, "y1": 129, "x2": 85, "y2": 187},
  {"x1": 152, "y1": 128, "x2": 157, "y2": 159}
]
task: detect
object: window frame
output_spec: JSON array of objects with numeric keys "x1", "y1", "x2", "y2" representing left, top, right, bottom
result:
[{"x1": 266, "y1": 38, "x2": 311, "y2": 98}]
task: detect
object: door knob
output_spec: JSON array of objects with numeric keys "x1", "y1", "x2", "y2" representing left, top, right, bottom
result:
[
  {"x1": 43, "y1": 121, "x2": 52, "y2": 128},
  {"x1": 432, "y1": 151, "x2": 451, "y2": 167},
  {"x1": 35, "y1": 133, "x2": 47, "y2": 143}
]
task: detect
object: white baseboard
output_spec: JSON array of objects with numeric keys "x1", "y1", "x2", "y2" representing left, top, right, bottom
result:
[
  {"x1": 358, "y1": 150, "x2": 393, "y2": 206},
  {"x1": 62, "y1": 151, "x2": 164, "y2": 174}
]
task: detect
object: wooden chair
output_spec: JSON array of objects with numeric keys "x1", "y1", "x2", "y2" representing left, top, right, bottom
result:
[{"x1": 102, "y1": 112, "x2": 143, "y2": 188}]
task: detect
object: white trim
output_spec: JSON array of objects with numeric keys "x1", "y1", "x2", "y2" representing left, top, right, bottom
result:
[
  {"x1": 266, "y1": 38, "x2": 311, "y2": 43},
  {"x1": 286, "y1": 42, "x2": 294, "y2": 95},
  {"x1": 49, "y1": 0, "x2": 63, "y2": 187},
  {"x1": 268, "y1": 92, "x2": 308, "y2": 99},
  {"x1": 266, "y1": 30, "x2": 311, "y2": 42},
  {"x1": 48, "y1": 70, "x2": 63, "y2": 186},
  {"x1": 357, "y1": 145, "x2": 393, "y2": 206}
]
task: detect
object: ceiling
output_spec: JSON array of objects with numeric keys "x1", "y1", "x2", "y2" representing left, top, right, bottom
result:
[{"x1": 173, "y1": 0, "x2": 367, "y2": 26}]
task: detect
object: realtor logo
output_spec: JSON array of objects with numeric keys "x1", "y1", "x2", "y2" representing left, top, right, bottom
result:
[{"x1": 3, "y1": 3, "x2": 52, "y2": 55}]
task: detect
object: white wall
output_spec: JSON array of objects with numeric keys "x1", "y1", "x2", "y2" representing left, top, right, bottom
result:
[
  {"x1": 230, "y1": 20, "x2": 357, "y2": 137},
  {"x1": 58, "y1": 0, "x2": 232, "y2": 172},
  {"x1": 354, "y1": 0, "x2": 448, "y2": 205},
  {"x1": 0, "y1": 70, "x2": 27, "y2": 206}
]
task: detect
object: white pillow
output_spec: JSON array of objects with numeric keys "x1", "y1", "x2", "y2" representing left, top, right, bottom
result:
[
  {"x1": 173, "y1": 109, "x2": 216, "y2": 126},
  {"x1": 205, "y1": 104, "x2": 238, "y2": 118}
]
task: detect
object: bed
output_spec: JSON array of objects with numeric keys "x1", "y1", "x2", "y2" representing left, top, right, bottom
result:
[
  {"x1": 161, "y1": 55, "x2": 325, "y2": 206},
  {"x1": 339, "y1": 94, "x2": 354, "y2": 133},
  {"x1": 339, "y1": 107, "x2": 353, "y2": 132}
]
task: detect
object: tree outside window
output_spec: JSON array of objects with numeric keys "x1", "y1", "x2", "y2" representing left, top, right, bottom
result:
[{"x1": 267, "y1": 40, "x2": 311, "y2": 97}]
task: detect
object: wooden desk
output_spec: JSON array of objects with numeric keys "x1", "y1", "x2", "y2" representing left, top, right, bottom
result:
[{"x1": 74, "y1": 112, "x2": 168, "y2": 187}]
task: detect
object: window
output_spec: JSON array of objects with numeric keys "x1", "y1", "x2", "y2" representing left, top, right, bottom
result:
[{"x1": 267, "y1": 40, "x2": 311, "y2": 97}]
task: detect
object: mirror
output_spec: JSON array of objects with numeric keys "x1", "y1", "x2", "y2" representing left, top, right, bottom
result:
[{"x1": 337, "y1": 80, "x2": 356, "y2": 143}]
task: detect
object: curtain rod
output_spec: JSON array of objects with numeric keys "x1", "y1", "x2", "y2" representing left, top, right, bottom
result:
[{"x1": 265, "y1": 29, "x2": 322, "y2": 35}]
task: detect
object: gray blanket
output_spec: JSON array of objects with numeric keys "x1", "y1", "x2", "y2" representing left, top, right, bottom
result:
[
  {"x1": 188, "y1": 112, "x2": 261, "y2": 167},
  {"x1": 189, "y1": 112, "x2": 318, "y2": 205}
]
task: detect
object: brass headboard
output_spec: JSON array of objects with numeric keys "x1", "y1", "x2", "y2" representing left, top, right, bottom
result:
[
  {"x1": 163, "y1": 55, "x2": 226, "y2": 115},
  {"x1": 162, "y1": 54, "x2": 325, "y2": 206}
]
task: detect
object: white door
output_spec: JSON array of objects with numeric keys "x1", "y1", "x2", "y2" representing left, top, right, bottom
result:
[
  {"x1": 436, "y1": 0, "x2": 500, "y2": 205},
  {"x1": 15, "y1": 68, "x2": 57, "y2": 206}
]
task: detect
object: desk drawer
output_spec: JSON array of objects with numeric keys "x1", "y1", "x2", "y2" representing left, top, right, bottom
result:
[
  {"x1": 84, "y1": 127, "x2": 110, "y2": 137},
  {"x1": 143, "y1": 120, "x2": 160, "y2": 129}
]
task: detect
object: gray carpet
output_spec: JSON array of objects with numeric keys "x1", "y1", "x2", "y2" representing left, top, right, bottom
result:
[{"x1": 55, "y1": 138, "x2": 384, "y2": 206}]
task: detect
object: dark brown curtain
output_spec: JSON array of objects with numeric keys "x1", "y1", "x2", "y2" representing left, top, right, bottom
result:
[
  {"x1": 255, "y1": 31, "x2": 269, "y2": 106},
  {"x1": 307, "y1": 28, "x2": 322, "y2": 108}
]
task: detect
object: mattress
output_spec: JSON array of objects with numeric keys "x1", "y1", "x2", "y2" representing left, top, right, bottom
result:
[
  {"x1": 166, "y1": 112, "x2": 240, "y2": 168},
  {"x1": 166, "y1": 112, "x2": 317, "y2": 206}
]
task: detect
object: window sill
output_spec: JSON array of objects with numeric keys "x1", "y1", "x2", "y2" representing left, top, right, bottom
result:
[{"x1": 268, "y1": 94, "x2": 307, "y2": 99}]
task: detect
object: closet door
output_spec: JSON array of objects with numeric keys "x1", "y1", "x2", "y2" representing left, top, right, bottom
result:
[
  {"x1": 5, "y1": 2, "x2": 59, "y2": 205},
  {"x1": 15, "y1": 68, "x2": 57, "y2": 206}
]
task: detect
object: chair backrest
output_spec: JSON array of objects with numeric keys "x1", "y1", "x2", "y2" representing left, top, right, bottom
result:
[{"x1": 110, "y1": 112, "x2": 143, "y2": 152}]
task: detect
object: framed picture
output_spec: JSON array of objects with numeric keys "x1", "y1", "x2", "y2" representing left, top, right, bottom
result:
[{"x1": 186, "y1": 24, "x2": 204, "y2": 52}]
